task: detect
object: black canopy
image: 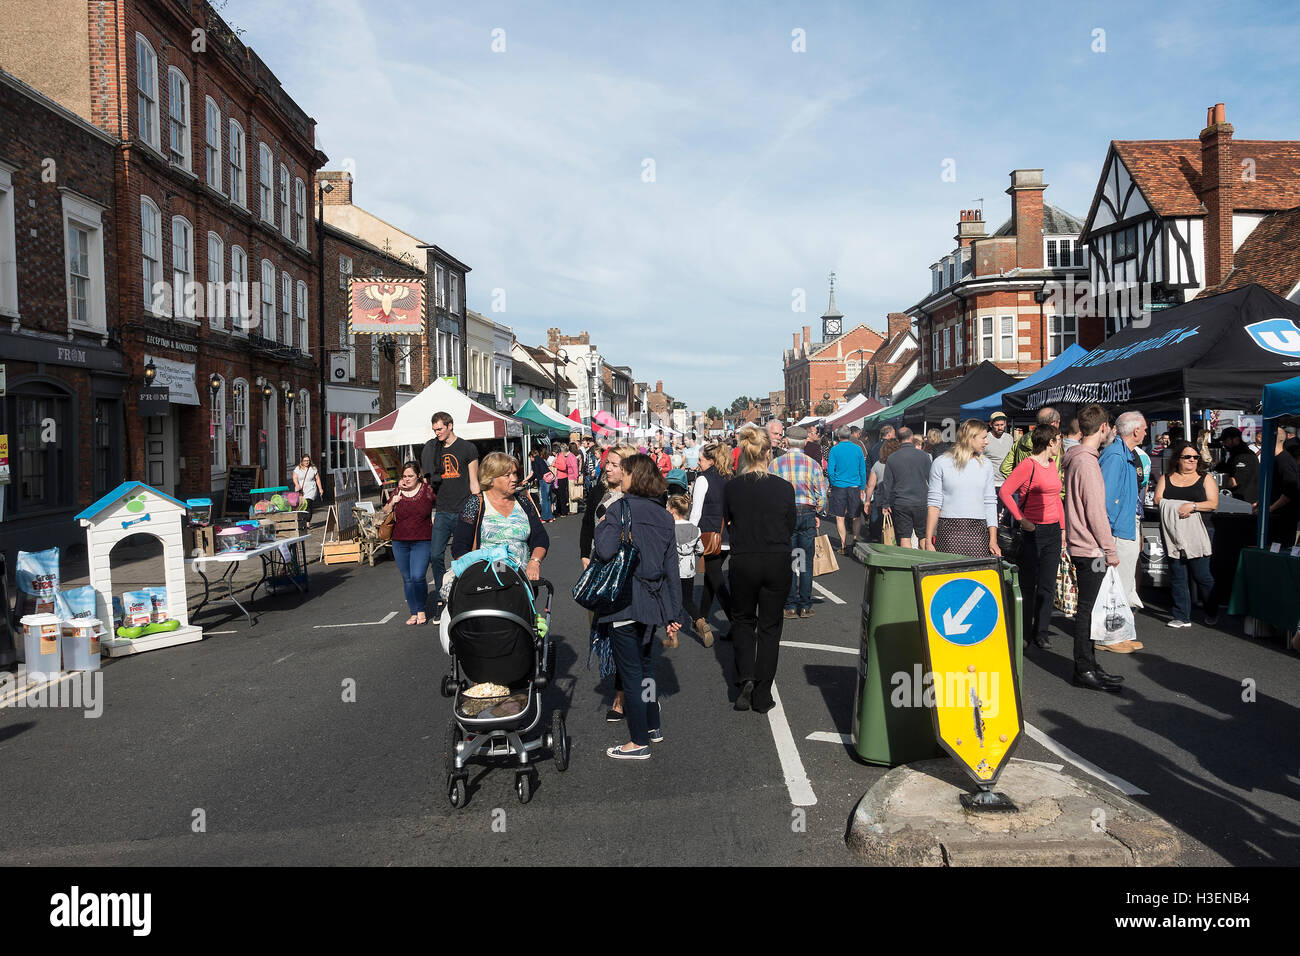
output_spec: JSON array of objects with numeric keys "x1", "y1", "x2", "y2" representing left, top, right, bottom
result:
[
  {"x1": 910, "y1": 361, "x2": 1016, "y2": 423},
  {"x1": 1002, "y1": 284, "x2": 1300, "y2": 417}
]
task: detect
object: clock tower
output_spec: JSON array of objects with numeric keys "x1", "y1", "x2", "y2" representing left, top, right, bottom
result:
[{"x1": 821, "y1": 271, "x2": 843, "y2": 342}]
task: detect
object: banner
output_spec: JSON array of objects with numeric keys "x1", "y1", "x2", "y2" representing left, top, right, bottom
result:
[{"x1": 348, "y1": 277, "x2": 426, "y2": 335}]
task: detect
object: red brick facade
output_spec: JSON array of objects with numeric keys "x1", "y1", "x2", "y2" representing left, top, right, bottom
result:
[{"x1": 783, "y1": 323, "x2": 884, "y2": 418}]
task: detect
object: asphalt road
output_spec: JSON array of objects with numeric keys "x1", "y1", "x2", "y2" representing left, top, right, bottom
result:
[{"x1": 0, "y1": 516, "x2": 1296, "y2": 865}]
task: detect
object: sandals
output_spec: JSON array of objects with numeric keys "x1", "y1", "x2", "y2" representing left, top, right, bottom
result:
[
  {"x1": 415, "y1": 612, "x2": 427, "y2": 625},
  {"x1": 405, "y1": 615, "x2": 419, "y2": 626}
]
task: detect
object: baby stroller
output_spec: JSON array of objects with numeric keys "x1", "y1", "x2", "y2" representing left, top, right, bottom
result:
[{"x1": 440, "y1": 557, "x2": 568, "y2": 807}]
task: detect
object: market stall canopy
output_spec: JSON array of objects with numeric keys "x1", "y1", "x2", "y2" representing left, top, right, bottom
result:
[
  {"x1": 515, "y1": 399, "x2": 588, "y2": 437},
  {"x1": 908, "y1": 361, "x2": 1015, "y2": 423},
  {"x1": 1255, "y1": 373, "x2": 1300, "y2": 547},
  {"x1": 1262, "y1": 374, "x2": 1300, "y2": 421},
  {"x1": 824, "y1": 393, "x2": 885, "y2": 431},
  {"x1": 1003, "y1": 284, "x2": 1300, "y2": 417},
  {"x1": 355, "y1": 378, "x2": 517, "y2": 448},
  {"x1": 861, "y1": 383, "x2": 941, "y2": 427},
  {"x1": 794, "y1": 414, "x2": 825, "y2": 427},
  {"x1": 961, "y1": 344, "x2": 1089, "y2": 420}
]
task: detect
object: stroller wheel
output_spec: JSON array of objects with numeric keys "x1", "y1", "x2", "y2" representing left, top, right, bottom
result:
[
  {"x1": 552, "y1": 712, "x2": 570, "y2": 772},
  {"x1": 448, "y1": 775, "x2": 467, "y2": 809},
  {"x1": 515, "y1": 770, "x2": 534, "y2": 804},
  {"x1": 440, "y1": 675, "x2": 458, "y2": 699},
  {"x1": 445, "y1": 720, "x2": 464, "y2": 774}
]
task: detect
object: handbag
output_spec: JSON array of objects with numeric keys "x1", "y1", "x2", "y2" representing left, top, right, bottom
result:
[
  {"x1": 998, "y1": 517, "x2": 1023, "y2": 561},
  {"x1": 572, "y1": 502, "x2": 640, "y2": 615},
  {"x1": 1054, "y1": 547, "x2": 1077, "y2": 618},
  {"x1": 882, "y1": 510, "x2": 897, "y2": 547},
  {"x1": 377, "y1": 506, "x2": 397, "y2": 542},
  {"x1": 699, "y1": 531, "x2": 722, "y2": 557}
]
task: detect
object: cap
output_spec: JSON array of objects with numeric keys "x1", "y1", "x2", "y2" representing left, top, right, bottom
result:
[
  {"x1": 989, "y1": 411, "x2": 1007, "y2": 422},
  {"x1": 787, "y1": 426, "x2": 809, "y2": 441}
]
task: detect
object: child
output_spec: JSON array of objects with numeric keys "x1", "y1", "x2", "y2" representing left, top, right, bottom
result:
[{"x1": 667, "y1": 494, "x2": 706, "y2": 649}]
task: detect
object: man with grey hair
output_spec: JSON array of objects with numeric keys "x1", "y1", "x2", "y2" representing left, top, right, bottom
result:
[
  {"x1": 828, "y1": 425, "x2": 867, "y2": 554},
  {"x1": 882, "y1": 425, "x2": 930, "y2": 547},
  {"x1": 1100, "y1": 409, "x2": 1147, "y2": 616},
  {"x1": 766, "y1": 418, "x2": 787, "y2": 457}
]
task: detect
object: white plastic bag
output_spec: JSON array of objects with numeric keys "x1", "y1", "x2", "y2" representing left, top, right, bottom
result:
[{"x1": 1091, "y1": 566, "x2": 1136, "y2": 645}]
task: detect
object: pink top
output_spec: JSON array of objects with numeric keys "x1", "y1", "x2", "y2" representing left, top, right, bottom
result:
[
  {"x1": 1062, "y1": 443, "x2": 1117, "y2": 561},
  {"x1": 1000, "y1": 457, "x2": 1064, "y2": 525}
]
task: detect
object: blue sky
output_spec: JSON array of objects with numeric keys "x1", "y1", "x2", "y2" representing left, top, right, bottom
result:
[{"x1": 225, "y1": 0, "x2": 1300, "y2": 409}]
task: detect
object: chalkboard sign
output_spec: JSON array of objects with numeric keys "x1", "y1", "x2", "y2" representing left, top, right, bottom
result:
[{"x1": 222, "y1": 465, "x2": 263, "y2": 517}]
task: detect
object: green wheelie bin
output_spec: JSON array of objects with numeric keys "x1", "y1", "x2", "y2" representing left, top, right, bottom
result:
[{"x1": 849, "y1": 543, "x2": 1023, "y2": 766}]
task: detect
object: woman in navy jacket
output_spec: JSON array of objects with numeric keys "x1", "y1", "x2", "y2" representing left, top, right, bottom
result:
[{"x1": 593, "y1": 453, "x2": 687, "y2": 760}]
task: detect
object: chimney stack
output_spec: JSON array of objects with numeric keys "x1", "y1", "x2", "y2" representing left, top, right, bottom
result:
[
  {"x1": 803, "y1": 325, "x2": 811, "y2": 347},
  {"x1": 886, "y1": 311, "x2": 911, "y2": 343},
  {"x1": 1200, "y1": 102, "x2": 1235, "y2": 287},
  {"x1": 547, "y1": 328, "x2": 561, "y2": 351},
  {"x1": 793, "y1": 331, "x2": 800, "y2": 351},
  {"x1": 316, "y1": 169, "x2": 353, "y2": 205},
  {"x1": 655, "y1": 380, "x2": 663, "y2": 393},
  {"x1": 1006, "y1": 169, "x2": 1046, "y2": 269},
  {"x1": 955, "y1": 208, "x2": 987, "y2": 249}
]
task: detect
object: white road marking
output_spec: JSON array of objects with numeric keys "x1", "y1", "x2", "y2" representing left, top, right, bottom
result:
[
  {"x1": 1024, "y1": 722, "x2": 1147, "y2": 796},
  {"x1": 273, "y1": 652, "x2": 296, "y2": 665},
  {"x1": 766, "y1": 683, "x2": 817, "y2": 807},
  {"x1": 0, "y1": 672, "x2": 75, "y2": 709},
  {"x1": 1011, "y1": 757, "x2": 1066, "y2": 772},
  {"x1": 312, "y1": 611, "x2": 398, "y2": 629},
  {"x1": 781, "y1": 640, "x2": 856, "y2": 656},
  {"x1": 806, "y1": 731, "x2": 852, "y2": 745},
  {"x1": 812, "y1": 582, "x2": 845, "y2": 605}
]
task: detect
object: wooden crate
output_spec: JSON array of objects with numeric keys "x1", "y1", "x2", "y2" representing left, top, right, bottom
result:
[
  {"x1": 272, "y1": 511, "x2": 309, "y2": 539},
  {"x1": 322, "y1": 541, "x2": 361, "y2": 565}
]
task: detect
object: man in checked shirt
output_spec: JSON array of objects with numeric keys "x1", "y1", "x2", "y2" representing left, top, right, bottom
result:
[{"x1": 772, "y1": 425, "x2": 829, "y2": 619}]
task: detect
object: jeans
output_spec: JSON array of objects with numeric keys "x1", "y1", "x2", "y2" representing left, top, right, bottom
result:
[
  {"x1": 1016, "y1": 523, "x2": 1060, "y2": 642},
  {"x1": 609, "y1": 621, "x2": 660, "y2": 746},
  {"x1": 785, "y1": 509, "x2": 816, "y2": 612},
  {"x1": 1170, "y1": 555, "x2": 1217, "y2": 622},
  {"x1": 391, "y1": 538, "x2": 431, "y2": 614},
  {"x1": 429, "y1": 510, "x2": 459, "y2": 600},
  {"x1": 539, "y1": 481, "x2": 553, "y2": 521},
  {"x1": 1071, "y1": 557, "x2": 1106, "y2": 673},
  {"x1": 729, "y1": 552, "x2": 793, "y2": 711}
]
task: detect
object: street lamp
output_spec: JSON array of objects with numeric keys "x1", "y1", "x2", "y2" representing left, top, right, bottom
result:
[
  {"x1": 143, "y1": 359, "x2": 157, "y2": 386},
  {"x1": 209, "y1": 372, "x2": 222, "y2": 395},
  {"x1": 317, "y1": 178, "x2": 333, "y2": 473}
]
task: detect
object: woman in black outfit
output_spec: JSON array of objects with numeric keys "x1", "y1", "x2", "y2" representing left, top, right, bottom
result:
[
  {"x1": 688, "y1": 442, "x2": 733, "y2": 644},
  {"x1": 724, "y1": 426, "x2": 797, "y2": 713}
]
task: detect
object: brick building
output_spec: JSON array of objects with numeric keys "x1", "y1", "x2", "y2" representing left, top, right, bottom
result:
[
  {"x1": 1, "y1": 0, "x2": 328, "y2": 504},
  {"x1": 782, "y1": 283, "x2": 885, "y2": 419},
  {"x1": 853, "y1": 312, "x2": 919, "y2": 404},
  {"x1": 0, "y1": 69, "x2": 123, "y2": 565},
  {"x1": 906, "y1": 169, "x2": 1097, "y2": 391}
]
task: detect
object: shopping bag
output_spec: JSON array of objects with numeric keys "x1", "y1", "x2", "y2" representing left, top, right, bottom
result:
[
  {"x1": 570, "y1": 479, "x2": 584, "y2": 502},
  {"x1": 882, "y1": 511, "x2": 897, "y2": 547},
  {"x1": 812, "y1": 534, "x2": 839, "y2": 576},
  {"x1": 1091, "y1": 566, "x2": 1136, "y2": 645},
  {"x1": 1054, "y1": 548, "x2": 1077, "y2": 618}
]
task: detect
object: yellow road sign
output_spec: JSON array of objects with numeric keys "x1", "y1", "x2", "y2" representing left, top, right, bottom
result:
[{"x1": 913, "y1": 560, "x2": 1022, "y2": 787}]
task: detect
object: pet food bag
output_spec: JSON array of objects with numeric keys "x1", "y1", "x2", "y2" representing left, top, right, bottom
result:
[
  {"x1": 121, "y1": 590, "x2": 153, "y2": 629},
  {"x1": 59, "y1": 586, "x2": 105, "y2": 636},
  {"x1": 16, "y1": 547, "x2": 61, "y2": 616},
  {"x1": 144, "y1": 586, "x2": 169, "y2": 623}
]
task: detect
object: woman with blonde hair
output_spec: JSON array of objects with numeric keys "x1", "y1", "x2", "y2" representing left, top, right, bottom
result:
[
  {"x1": 924, "y1": 418, "x2": 1000, "y2": 557},
  {"x1": 451, "y1": 451, "x2": 549, "y2": 577},
  {"x1": 723, "y1": 426, "x2": 796, "y2": 712},
  {"x1": 687, "y1": 440, "x2": 734, "y2": 645}
]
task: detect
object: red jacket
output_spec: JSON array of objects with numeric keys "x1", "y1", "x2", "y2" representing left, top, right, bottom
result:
[{"x1": 387, "y1": 483, "x2": 434, "y2": 541}]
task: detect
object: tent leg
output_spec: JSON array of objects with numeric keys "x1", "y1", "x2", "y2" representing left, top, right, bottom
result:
[
  {"x1": 1182, "y1": 397, "x2": 1192, "y2": 442},
  {"x1": 1258, "y1": 421, "x2": 1276, "y2": 550}
]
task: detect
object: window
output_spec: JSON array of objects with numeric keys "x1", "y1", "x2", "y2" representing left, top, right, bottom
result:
[
  {"x1": 1000, "y1": 315, "x2": 1015, "y2": 361},
  {"x1": 943, "y1": 327, "x2": 951, "y2": 368},
  {"x1": 954, "y1": 321, "x2": 963, "y2": 366},
  {"x1": 278, "y1": 164, "x2": 290, "y2": 237},
  {"x1": 167, "y1": 68, "x2": 190, "y2": 168},
  {"x1": 930, "y1": 331, "x2": 939, "y2": 372},
  {"x1": 399, "y1": 335, "x2": 411, "y2": 386},
  {"x1": 211, "y1": 376, "x2": 226, "y2": 474},
  {"x1": 296, "y1": 281, "x2": 308, "y2": 353},
  {"x1": 285, "y1": 395, "x2": 296, "y2": 473},
  {"x1": 258, "y1": 143, "x2": 274, "y2": 223},
  {"x1": 297, "y1": 393, "x2": 310, "y2": 464},
  {"x1": 206, "y1": 233, "x2": 224, "y2": 329},
  {"x1": 141, "y1": 197, "x2": 163, "y2": 314},
  {"x1": 260, "y1": 259, "x2": 276, "y2": 340},
  {"x1": 338, "y1": 255, "x2": 352, "y2": 290},
  {"x1": 1074, "y1": 242, "x2": 1086, "y2": 267},
  {"x1": 11, "y1": 386, "x2": 73, "y2": 513},
  {"x1": 981, "y1": 316, "x2": 994, "y2": 360},
  {"x1": 370, "y1": 338, "x2": 379, "y2": 381},
  {"x1": 232, "y1": 379, "x2": 249, "y2": 465},
  {"x1": 227, "y1": 119, "x2": 246, "y2": 207},
  {"x1": 435, "y1": 263, "x2": 446, "y2": 308},
  {"x1": 450, "y1": 273, "x2": 460, "y2": 314},
  {"x1": 230, "y1": 245, "x2": 248, "y2": 332},
  {"x1": 1050, "y1": 314, "x2": 1078, "y2": 358},
  {"x1": 93, "y1": 399, "x2": 121, "y2": 497},
  {"x1": 1046, "y1": 239, "x2": 1058, "y2": 268},
  {"x1": 281, "y1": 272, "x2": 292, "y2": 348},
  {"x1": 171, "y1": 216, "x2": 194, "y2": 319},
  {"x1": 932, "y1": 267, "x2": 940, "y2": 294},
  {"x1": 339, "y1": 319, "x2": 355, "y2": 378},
  {"x1": 135, "y1": 35, "x2": 159, "y2": 149},
  {"x1": 205, "y1": 97, "x2": 222, "y2": 191},
  {"x1": 1113, "y1": 226, "x2": 1137, "y2": 262},
  {"x1": 294, "y1": 178, "x2": 306, "y2": 246},
  {"x1": 0, "y1": 163, "x2": 16, "y2": 316},
  {"x1": 63, "y1": 192, "x2": 107, "y2": 330}
]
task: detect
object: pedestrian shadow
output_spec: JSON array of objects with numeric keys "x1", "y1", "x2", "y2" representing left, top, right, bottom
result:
[{"x1": 1036, "y1": 704, "x2": 1300, "y2": 865}]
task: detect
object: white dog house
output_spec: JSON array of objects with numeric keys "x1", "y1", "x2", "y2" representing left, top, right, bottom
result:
[{"x1": 74, "y1": 481, "x2": 203, "y2": 657}]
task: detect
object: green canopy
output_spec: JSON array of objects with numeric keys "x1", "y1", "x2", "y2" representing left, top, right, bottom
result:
[
  {"x1": 860, "y1": 383, "x2": 942, "y2": 427},
  {"x1": 514, "y1": 399, "x2": 573, "y2": 438}
]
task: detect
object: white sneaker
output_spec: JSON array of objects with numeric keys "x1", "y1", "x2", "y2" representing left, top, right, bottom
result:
[{"x1": 1166, "y1": 619, "x2": 1192, "y2": 628}]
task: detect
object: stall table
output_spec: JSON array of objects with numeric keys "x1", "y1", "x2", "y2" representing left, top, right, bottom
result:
[
  {"x1": 1227, "y1": 546, "x2": 1300, "y2": 647},
  {"x1": 190, "y1": 534, "x2": 311, "y2": 626}
]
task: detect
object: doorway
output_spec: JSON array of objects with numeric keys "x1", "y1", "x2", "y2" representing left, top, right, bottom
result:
[
  {"x1": 144, "y1": 412, "x2": 177, "y2": 496},
  {"x1": 265, "y1": 389, "x2": 279, "y2": 486}
]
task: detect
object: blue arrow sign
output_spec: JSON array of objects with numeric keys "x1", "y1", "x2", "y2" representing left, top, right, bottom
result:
[{"x1": 929, "y1": 579, "x2": 999, "y2": 646}]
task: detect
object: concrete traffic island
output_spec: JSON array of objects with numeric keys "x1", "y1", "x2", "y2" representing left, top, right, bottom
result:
[{"x1": 846, "y1": 757, "x2": 1179, "y2": 866}]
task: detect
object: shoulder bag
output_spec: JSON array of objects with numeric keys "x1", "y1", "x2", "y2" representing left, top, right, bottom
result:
[
  {"x1": 573, "y1": 500, "x2": 639, "y2": 615},
  {"x1": 377, "y1": 497, "x2": 398, "y2": 542}
]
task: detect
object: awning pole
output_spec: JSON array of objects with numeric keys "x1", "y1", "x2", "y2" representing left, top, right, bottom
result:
[
  {"x1": 1182, "y1": 397, "x2": 1192, "y2": 441},
  {"x1": 1258, "y1": 420, "x2": 1276, "y2": 550}
]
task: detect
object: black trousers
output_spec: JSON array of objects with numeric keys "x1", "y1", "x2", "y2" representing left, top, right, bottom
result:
[
  {"x1": 1071, "y1": 557, "x2": 1106, "y2": 673},
  {"x1": 1016, "y1": 523, "x2": 1061, "y2": 642},
  {"x1": 553, "y1": 480, "x2": 569, "y2": 516},
  {"x1": 699, "y1": 552, "x2": 732, "y2": 623},
  {"x1": 680, "y1": 577, "x2": 701, "y2": 621},
  {"x1": 728, "y1": 552, "x2": 793, "y2": 710}
]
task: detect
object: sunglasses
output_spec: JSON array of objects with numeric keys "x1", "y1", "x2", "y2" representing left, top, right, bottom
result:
[{"x1": 1179, "y1": 454, "x2": 1198, "y2": 460}]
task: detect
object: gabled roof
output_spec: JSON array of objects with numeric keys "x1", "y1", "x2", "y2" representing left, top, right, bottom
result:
[
  {"x1": 992, "y1": 202, "x2": 1084, "y2": 237},
  {"x1": 1199, "y1": 205, "x2": 1300, "y2": 299},
  {"x1": 519, "y1": 346, "x2": 580, "y2": 389},
  {"x1": 75, "y1": 481, "x2": 187, "y2": 523},
  {"x1": 808, "y1": 322, "x2": 885, "y2": 358}
]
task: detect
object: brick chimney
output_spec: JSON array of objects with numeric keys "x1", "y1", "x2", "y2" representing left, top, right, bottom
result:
[
  {"x1": 803, "y1": 325, "x2": 811, "y2": 347},
  {"x1": 955, "y1": 208, "x2": 986, "y2": 249},
  {"x1": 1006, "y1": 170, "x2": 1046, "y2": 269},
  {"x1": 792, "y1": 331, "x2": 800, "y2": 351},
  {"x1": 655, "y1": 380, "x2": 663, "y2": 393},
  {"x1": 1200, "y1": 102, "x2": 1234, "y2": 287},
  {"x1": 886, "y1": 311, "x2": 911, "y2": 343},
  {"x1": 316, "y1": 170, "x2": 353, "y2": 205},
  {"x1": 546, "y1": 328, "x2": 561, "y2": 351}
]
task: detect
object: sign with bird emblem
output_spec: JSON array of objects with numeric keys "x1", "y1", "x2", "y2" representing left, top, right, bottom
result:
[{"x1": 347, "y1": 277, "x2": 427, "y2": 334}]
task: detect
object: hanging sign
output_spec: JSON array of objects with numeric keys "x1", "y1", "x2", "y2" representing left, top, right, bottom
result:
[
  {"x1": 138, "y1": 387, "x2": 170, "y2": 416},
  {"x1": 347, "y1": 277, "x2": 426, "y2": 334},
  {"x1": 0, "y1": 434, "x2": 9, "y2": 485}
]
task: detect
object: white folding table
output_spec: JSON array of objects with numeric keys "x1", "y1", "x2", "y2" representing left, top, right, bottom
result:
[{"x1": 190, "y1": 534, "x2": 311, "y2": 626}]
